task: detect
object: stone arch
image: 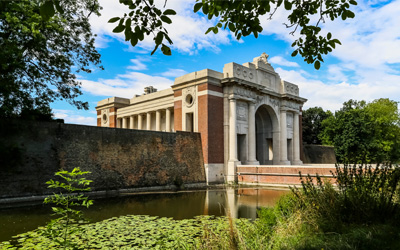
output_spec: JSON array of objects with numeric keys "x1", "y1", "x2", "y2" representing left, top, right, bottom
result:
[{"x1": 255, "y1": 104, "x2": 280, "y2": 165}]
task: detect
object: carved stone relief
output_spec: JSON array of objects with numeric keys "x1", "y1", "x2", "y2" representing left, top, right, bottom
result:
[
  {"x1": 234, "y1": 86, "x2": 257, "y2": 100},
  {"x1": 284, "y1": 81, "x2": 299, "y2": 96},
  {"x1": 260, "y1": 72, "x2": 276, "y2": 90},
  {"x1": 269, "y1": 97, "x2": 280, "y2": 108},
  {"x1": 237, "y1": 101, "x2": 248, "y2": 121},
  {"x1": 235, "y1": 64, "x2": 255, "y2": 82}
]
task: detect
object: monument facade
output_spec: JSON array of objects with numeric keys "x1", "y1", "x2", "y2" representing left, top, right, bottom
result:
[{"x1": 96, "y1": 53, "x2": 307, "y2": 183}]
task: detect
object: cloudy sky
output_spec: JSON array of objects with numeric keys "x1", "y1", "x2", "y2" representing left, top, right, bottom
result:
[{"x1": 52, "y1": 0, "x2": 400, "y2": 126}]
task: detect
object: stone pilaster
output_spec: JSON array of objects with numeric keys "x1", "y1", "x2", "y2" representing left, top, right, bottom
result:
[
  {"x1": 129, "y1": 116, "x2": 134, "y2": 129},
  {"x1": 227, "y1": 97, "x2": 239, "y2": 183},
  {"x1": 156, "y1": 110, "x2": 161, "y2": 131},
  {"x1": 246, "y1": 101, "x2": 259, "y2": 165},
  {"x1": 280, "y1": 110, "x2": 290, "y2": 165},
  {"x1": 166, "y1": 108, "x2": 171, "y2": 132},
  {"x1": 122, "y1": 117, "x2": 128, "y2": 129},
  {"x1": 138, "y1": 114, "x2": 143, "y2": 130},
  {"x1": 146, "y1": 113, "x2": 151, "y2": 130},
  {"x1": 292, "y1": 112, "x2": 303, "y2": 165}
]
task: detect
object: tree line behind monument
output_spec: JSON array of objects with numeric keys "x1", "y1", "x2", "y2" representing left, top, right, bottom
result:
[{"x1": 302, "y1": 98, "x2": 400, "y2": 164}]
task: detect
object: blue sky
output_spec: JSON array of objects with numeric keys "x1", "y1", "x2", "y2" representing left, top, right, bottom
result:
[{"x1": 52, "y1": 0, "x2": 400, "y2": 126}]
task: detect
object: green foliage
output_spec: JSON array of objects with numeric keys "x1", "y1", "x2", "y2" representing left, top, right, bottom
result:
[
  {"x1": 109, "y1": 0, "x2": 356, "y2": 69},
  {"x1": 263, "y1": 163, "x2": 400, "y2": 249},
  {"x1": 302, "y1": 106, "x2": 333, "y2": 144},
  {"x1": 108, "y1": 0, "x2": 176, "y2": 56},
  {"x1": 0, "y1": 0, "x2": 102, "y2": 118},
  {"x1": 42, "y1": 168, "x2": 93, "y2": 249},
  {"x1": 321, "y1": 99, "x2": 400, "y2": 163}
]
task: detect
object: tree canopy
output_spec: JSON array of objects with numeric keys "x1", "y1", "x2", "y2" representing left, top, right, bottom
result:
[
  {"x1": 302, "y1": 107, "x2": 333, "y2": 145},
  {"x1": 0, "y1": 0, "x2": 102, "y2": 120},
  {"x1": 320, "y1": 99, "x2": 400, "y2": 164},
  {"x1": 111, "y1": 0, "x2": 357, "y2": 69}
]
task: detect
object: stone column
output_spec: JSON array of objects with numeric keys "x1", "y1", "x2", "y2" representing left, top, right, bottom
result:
[
  {"x1": 116, "y1": 118, "x2": 121, "y2": 128},
  {"x1": 129, "y1": 116, "x2": 134, "y2": 129},
  {"x1": 166, "y1": 108, "x2": 171, "y2": 132},
  {"x1": 227, "y1": 97, "x2": 239, "y2": 183},
  {"x1": 146, "y1": 112, "x2": 151, "y2": 130},
  {"x1": 292, "y1": 112, "x2": 303, "y2": 165},
  {"x1": 246, "y1": 101, "x2": 259, "y2": 165},
  {"x1": 138, "y1": 114, "x2": 143, "y2": 130},
  {"x1": 122, "y1": 117, "x2": 128, "y2": 129},
  {"x1": 280, "y1": 110, "x2": 290, "y2": 165},
  {"x1": 156, "y1": 110, "x2": 161, "y2": 131}
]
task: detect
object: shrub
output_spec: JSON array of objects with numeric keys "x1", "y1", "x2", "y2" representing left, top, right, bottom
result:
[{"x1": 42, "y1": 167, "x2": 93, "y2": 249}]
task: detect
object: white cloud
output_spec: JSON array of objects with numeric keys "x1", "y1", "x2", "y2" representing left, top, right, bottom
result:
[
  {"x1": 269, "y1": 56, "x2": 300, "y2": 68},
  {"x1": 91, "y1": 0, "x2": 234, "y2": 54},
  {"x1": 80, "y1": 67, "x2": 175, "y2": 99},
  {"x1": 160, "y1": 69, "x2": 188, "y2": 78},
  {"x1": 276, "y1": 67, "x2": 400, "y2": 112},
  {"x1": 53, "y1": 109, "x2": 97, "y2": 126},
  {"x1": 127, "y1": 59, "x2": 148, "y2": 71}
]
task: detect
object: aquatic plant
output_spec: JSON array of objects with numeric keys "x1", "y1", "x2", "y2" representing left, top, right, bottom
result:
[{"x1": 42, "y1": 167, "x2": 93, "y2": 249}]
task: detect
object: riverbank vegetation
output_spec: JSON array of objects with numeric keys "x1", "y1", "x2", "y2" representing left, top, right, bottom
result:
[{"x1": 1, "y1": 164, "x2": 400, "y2": 249}]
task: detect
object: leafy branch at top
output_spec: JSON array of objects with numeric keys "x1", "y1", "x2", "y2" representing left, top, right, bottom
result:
[
  {"x1": 109, "y1": 0, "x2": 176, "y2": 56},
  {"x1": 193, "y1": 0, "x2": 356, "y2": 70}
]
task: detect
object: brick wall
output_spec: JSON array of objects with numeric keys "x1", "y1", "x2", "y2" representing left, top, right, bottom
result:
[
  {"x1": 197, "y1": 83, "x2": 224, "y2": 164},
  {"x1": 0, "y1": 120, "x2": 205, "y2": 199}
]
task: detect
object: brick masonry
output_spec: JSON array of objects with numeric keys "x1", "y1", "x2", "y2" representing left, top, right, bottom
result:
[
  {"x1": 237, "y1": 165, "x2": 337, "y2": 185},
  {"x1": 197, "y1": 83, "x2": 224, "y2": 165},
  {"x1": 0, "y1": 120, "x2": 206, "y2": 199}
]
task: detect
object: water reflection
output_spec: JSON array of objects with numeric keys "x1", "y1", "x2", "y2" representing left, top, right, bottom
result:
[{"x1": 0, "y1": 188, "x2": 288, "y2": 242}]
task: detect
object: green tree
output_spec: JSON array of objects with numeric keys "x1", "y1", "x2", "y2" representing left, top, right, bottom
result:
[
  {"x1": 110, "y1": 0, "x2": 357, "y2": 69},
  {"x1": 302, "y1": 106, "x2": 332, "y2": 144},
  {"x1": 365, "y1": 98, "x2": 400, "y2": 163},
  {"x1": 0, "y1": 0, "x2": 102, "y2": 119},
  {"x1": 321, "y1": 99, "x2": 400, "y2": 164}
]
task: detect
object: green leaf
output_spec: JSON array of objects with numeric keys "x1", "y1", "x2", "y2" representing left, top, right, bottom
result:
[
  {"x1": 212, "y1": 27, "x2": 218, "y2": 34},
  {"x1": 284, "y1": 0, "x2": 292, "y2": 10},
  {"x1": 54, "y1": 1, "x2": 64, "y2": 14},
  {"x1": 193, "y1": 2, "x2": 203, "y2": 13},
  {"x1": 314, "y1": 60, "x2": 321, "y2": 70},
  {"x1": 131, "y1": 33, "x2": 138, "y2": 47},
  {"x1": 203, "y1": 3, "x2": 209, "y2": 14},
  {"x1": 205, "y1": 27, "x2": 213, "y2": 34},
  {"x1": 347, "y1": 10, "x2": 355, "y2": 18},
  {"x1": 155, "y1": 32, "x2": 163, "y2": 45},
  {"x1": 163, "y1": 9, "x2": 176, "y2": 15},
  {"x1": 291, "y1": 50, "x2": 298, "y2": 57},
  {"x1": 151, "y1": 44, "x2": 160, "y2": 55},
  {"x1": 40, "y1": 1, "x2": 55, "y2": 21},
  {"x1": 228, "y1": 22, "x2": 235, "y2": 31},
  {"x1": 113, "y1": 25, "x2": 125, "y2": 33},
  {"x1": 161, "y1": 44, "x2": 171, "y2": 56},
  {"x1": 160, "y1": 15, "x2": 172, "y2": 24},
  {"x1": 125, "y1": 18, "x2": 132, "y2": 27},
  {"x1": 108, "y1": 17, "x2": 120, "y2": 23},
  {"x1": 327, "y1": 32, "x2": 332, "y2": 40},
  {"x1": 349, "y1": 0, "x2": 358, "y2": 5}
]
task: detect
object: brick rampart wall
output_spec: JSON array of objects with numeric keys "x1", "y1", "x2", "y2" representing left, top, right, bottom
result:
[{"x1": 0, "y1": 120, "x2": 205, "y2": 199}]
